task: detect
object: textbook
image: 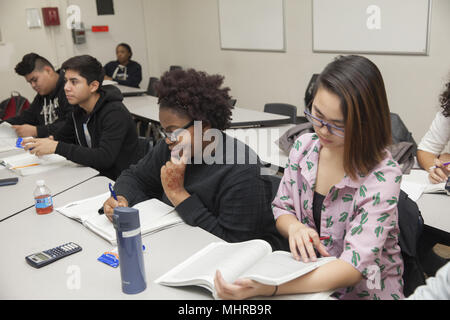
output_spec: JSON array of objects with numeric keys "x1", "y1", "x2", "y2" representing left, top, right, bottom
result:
[
  {"x1": 400, "y1": 169, "x2": 448, "y2": 201},
  {"x1": 0, "y1": 151, "x2": 71, "y2": 176},
  {"x1": 56, "y1": 192, "x2": 184, "y2": 245},
  {"x1": 155, "y1": 239, "x2": 336, "y2": 300}
]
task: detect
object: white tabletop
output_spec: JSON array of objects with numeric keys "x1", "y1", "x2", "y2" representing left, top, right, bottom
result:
[
  {"x1": 115, "y1": 84, "x2": 146, "y2": 96},
  {"x1": 0, "y1": 176, "x2": 222, "y2": 299},
  {"x1": 225, "y1": 124, "x2": 294, "y2": 169},
  {"x1": 0, "y1": 159, "x2": 98, "y2": 221},
  {"x1": 416, "y1": 193, "x2": 450, "y2": 233},
  {"x1": 123, "y1": 95, "x2": 292, "y2": 127}
]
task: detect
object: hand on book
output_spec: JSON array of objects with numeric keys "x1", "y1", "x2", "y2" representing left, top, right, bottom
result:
[
  {"x1": 428, "y1": 157, "x2": 450, "y2": 184},
  {"x1": 288, "y1": 223, "x2": 330, "y2": 263},
  {"x1": 103, "y1": 195, "x2": 129, "y2": 222},
  {"x1": 214, "y1": 270, "x2": 275, "y2": 300}
]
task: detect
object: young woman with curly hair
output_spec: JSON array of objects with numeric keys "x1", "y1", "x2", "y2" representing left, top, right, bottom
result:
[
  {"x1": 102, "y1": 68, "x2": 287, "y2": 251},
  {"x1": 417, "y1": 80, "x2": 450, "y2": 184}
]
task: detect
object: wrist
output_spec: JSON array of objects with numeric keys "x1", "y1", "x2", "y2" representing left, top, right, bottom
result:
[{"x1": 168, "y1": 189, "x2": 190, "y2": 207}]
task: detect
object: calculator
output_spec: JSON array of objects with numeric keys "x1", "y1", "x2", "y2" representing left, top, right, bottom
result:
[{"x1": 25, "y1": 242, "x2": 82, "y2": 268}]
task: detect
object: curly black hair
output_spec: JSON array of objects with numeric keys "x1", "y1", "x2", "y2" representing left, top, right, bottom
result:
[
  {"x1": 440, "y1": 81, "x2": 450, "y2": 117},
  {"x1": 155, "y1": 68, "x2": 233, "y2": 130}
]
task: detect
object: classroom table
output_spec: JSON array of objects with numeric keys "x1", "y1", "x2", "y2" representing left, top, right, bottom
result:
[
  {"x1": 122, "y1": 95, "x2": 292, "y2": 128},
  {"x1": 416, "y1": 193, "x2": 450, "y2": 235},
  {"x1": 225, "y1": 124, "x2": 294, "y2": 170},
  {"x1": 0, "y1": 175, "x2": 331, "y2": 300},
  {"x1": 0, "y1": 160, "x2": 98, "y2": 222},
  {"x1": 115, "y1": 84, "x2": 146, "y2": 97}
]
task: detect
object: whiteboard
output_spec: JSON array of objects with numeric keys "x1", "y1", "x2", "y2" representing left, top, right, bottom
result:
[
  {"x1": 218, "y1": 0, "x2": 285, "y2": 52},
  {"x1": 312, "y1": 0, "x2": 432, "y2": 55}
]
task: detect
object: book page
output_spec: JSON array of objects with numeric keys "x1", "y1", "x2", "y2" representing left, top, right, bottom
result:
[
  {"x1": 156, "y1": 240, "x2": 272, "y2": 286},
  {"x1": 241, "y1": 251, "x2": 336, "y2": 285},
  {"x1": 401, "y1": 169, "x2": 446, "y2": 197},
  {"x1": 0, "y1": 122, "x2": 17, "y2": 138},
  {"x1": 56, "y1": 192, "x2": 110, "y2": 222}
]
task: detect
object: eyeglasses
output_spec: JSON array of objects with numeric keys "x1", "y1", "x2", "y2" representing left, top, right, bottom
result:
[
  {"x1": 160, "y1": 120, "x2": 195, "y2": 142},
  {"x1": 304, "y1": 110, "x2": 345, "y2": 138}
]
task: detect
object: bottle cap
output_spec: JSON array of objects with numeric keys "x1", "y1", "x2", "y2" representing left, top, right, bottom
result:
[{"x1": 36, "y1": 180, "x2": 45, "y2": 186}]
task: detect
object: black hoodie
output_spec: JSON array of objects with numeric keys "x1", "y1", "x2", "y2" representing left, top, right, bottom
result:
[
  {"x1": 54, "y1": 85, "x2": 139, "y2": 180},
  {"x1": 6, "y1": 70, "x2": 73, "y2": 137}
]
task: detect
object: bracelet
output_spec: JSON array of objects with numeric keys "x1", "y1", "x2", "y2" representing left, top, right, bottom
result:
[{"x1": 271, "y1": 285, "x2": 278, "y2": 297}]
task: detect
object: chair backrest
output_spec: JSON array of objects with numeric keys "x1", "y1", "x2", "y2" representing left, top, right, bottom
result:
[
  {"x1": 169, "y1": 65, "x2": 182, "y2": 71},
  {"x1": 264, "y1": 103, "x2": 297, "y2": 124},
  {"x1": 136, "y1": 136, "x2": 154, "y2": 160},
  {"x1": 390, "y1": 112, "x2": 418, "y2": 152},
  {"x1": 304, "y1": 74, "x2": 319, "y2": 109},
  {"x1": 229, "y1": 99, "x2": 237, "y2": 107},
  {"x1": 147, "y1": 77, "x2": 159, "y2": 97},
  {"x1": 397, "y1": 190, "x2": 426, "y2": 296}
]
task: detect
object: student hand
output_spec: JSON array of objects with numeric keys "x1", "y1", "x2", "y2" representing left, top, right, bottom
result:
[
  {"x1": 12, "y1": 124, "x2": 37, "y2": 137},
  {"x1": 287, "y1": 222, "x2": 330, "y2": 263},
  {"x1": 103, "y1": 195, "x2": 129, "y2": 222},
  {"x1": 428, "y1": 158, "x2": 450, "y2": 184},
  {"x1": 22, "y1": 137, "x2": 58, "y2": 156},
  {"x1": 213, "y1": 270, "x2": 275, "y2": 300},
  {"x1": 161, "y1": 158, "x2": 190, "y2": 206}
]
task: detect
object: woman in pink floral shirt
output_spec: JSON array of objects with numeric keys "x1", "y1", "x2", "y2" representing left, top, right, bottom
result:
[{"x1": 214, "y1": 55, "x2": 404, "y2": 300}]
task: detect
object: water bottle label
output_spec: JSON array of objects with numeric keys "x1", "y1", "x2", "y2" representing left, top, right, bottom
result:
[
  {"x1": 122, "y1": 228, "x2": 141, "y2": 238},
  {"x1": 35, "y1": 196, "x2": 53, "y2": 209}
]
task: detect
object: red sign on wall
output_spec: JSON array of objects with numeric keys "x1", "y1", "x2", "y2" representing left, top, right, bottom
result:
[{"x1": 42, "y1": 7, "x2": 60, "y2": 26}]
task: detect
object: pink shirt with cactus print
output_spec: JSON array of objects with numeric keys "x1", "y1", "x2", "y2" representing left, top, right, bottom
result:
[{"x1": 272, "y1": 133, "x2": 405, "y2": 300}]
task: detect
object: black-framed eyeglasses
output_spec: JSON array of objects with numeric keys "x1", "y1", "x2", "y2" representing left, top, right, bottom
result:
[
  {"x1": 160, "y1": 120, "x2": 195, "y2": 142},
  {"x1": 304, "y1": 110, "x2": 345, "y2": 138}
]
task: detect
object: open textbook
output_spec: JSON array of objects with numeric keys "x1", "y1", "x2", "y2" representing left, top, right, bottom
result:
[
  {"x1": 0, "y1": 122, "x2": 19, "y2": 152},
  {"x1": 56, "y1": 192, "x2": 184, "y2": 245},
  {"x1": 400, "y1": 169, "x2": 448, "y2": 201},
  {"x1": 0, "y1": 151, "x2": 72, "y2": 176},
  {"x1": 155, "y1": 239, "x2": 336, "y2": 300}
]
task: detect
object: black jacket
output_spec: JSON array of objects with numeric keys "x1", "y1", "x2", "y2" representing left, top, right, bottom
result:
[
  {"x1": 114, "y1": 133, "x2": 289, "y2": 251},
  {"x1": 6, "y1": 70, "x2": 73, "y2": 137},
  {"x1": 104, "y1": 60, "x2": 142, "y2": 88},
  {"x1": 54, "y1": 85, "x2": 140, "y2": 180}
]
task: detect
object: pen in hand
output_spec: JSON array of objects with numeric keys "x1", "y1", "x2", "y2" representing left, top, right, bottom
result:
[
  {"x1": 429, "y1": 161, "x2": 450, "y2": 170},
  {"x1": 98, "y1": 183, "x2": 118, "y2": 215}
]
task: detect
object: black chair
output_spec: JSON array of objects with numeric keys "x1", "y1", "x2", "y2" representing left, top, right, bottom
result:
[
  {"x1": 169, "y1": 65, "x2": 182, "y2": 71},
  {"x1": 229, "y1": 99, "x2": 237, "y2": 107},
  {"x1": 136, "y1": 136, "x2": 154, "y2": 160},
  {"x1": 147, "y1": 77, "x2": 159, "y2": 97},
  {"x1": 263, "y1": 103, "x2": 298, "y2": 124}
]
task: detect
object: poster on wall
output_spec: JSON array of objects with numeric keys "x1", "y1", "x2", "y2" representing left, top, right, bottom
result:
[{"x1": 26, "y1": 8, "x2": 42, "y2": 28}]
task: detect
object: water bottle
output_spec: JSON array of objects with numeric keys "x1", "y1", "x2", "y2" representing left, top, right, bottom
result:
[
  {"x1": 112, "y1": 207, "x2": 147, "y2": 294},
  {"x1": 34, "y1": 180, "x2": 53, "y2": 215}
]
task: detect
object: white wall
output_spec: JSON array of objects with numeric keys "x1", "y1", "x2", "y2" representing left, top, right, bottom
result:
[
  {"x1": 1, "y1": 0, "x2": 449, "y2": 142},
  {"x1": 0, "y1": 0, "x2": 150, "y2": 101},
  {"x1": 143, "y1": 0, "x2": 450, "y2": 142}
]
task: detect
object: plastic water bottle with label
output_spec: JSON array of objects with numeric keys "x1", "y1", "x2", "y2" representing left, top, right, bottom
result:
[{"x1": 34, "y1": 180, "x2": 53, "y2": 215}]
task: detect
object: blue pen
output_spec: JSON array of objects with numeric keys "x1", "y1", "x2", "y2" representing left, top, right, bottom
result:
[{"x1": 109, "y1": 183, "x2": 118, "y2": 201}]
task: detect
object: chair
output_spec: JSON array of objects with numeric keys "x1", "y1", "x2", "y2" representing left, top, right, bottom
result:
[
  {"x1": 229, "y1": 99, "x2": 237, "y2": 107},
  {"x1": 136, "y1": 136, "x2": 154, "y2": 160},
  {"x1": 263, "y1": 103, "x2": 298, "y2": 124},
  {"x1": 169, "y1": 65, "x2": 182, "y2": 71},
  {"x1": 147, "y1": 77, "x2": 159, "y2": 97}
]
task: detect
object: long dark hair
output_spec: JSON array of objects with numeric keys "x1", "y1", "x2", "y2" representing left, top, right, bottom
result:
[{"x1": 312, "y1": 55, "x2": 392, "y2": 180}]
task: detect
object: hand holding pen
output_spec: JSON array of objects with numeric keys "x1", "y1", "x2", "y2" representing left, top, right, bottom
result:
[
  {"x1": 102, "y1": 183, "x2": 129, "y2": 222},
  {"x1": 428, "y1": 160, "x2": 450, "y2": 184}
]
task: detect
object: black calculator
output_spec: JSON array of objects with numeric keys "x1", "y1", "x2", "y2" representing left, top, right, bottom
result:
[{"x1": 25, "y1": 242, "x2": 82, "y2": 268}]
